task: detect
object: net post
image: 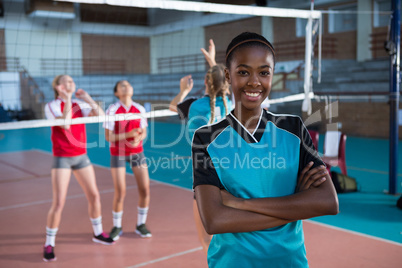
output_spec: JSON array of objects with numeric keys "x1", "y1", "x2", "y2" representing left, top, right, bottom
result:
[
  {"x1": 302, "y1": 10, "x2": 313, "y2": 115},
  {"x1": 389, "y1": 0, "x2": 400, "y2": 195},
  {"x1": 318, "y1": 14, "x2": 322, "y2": 84}
]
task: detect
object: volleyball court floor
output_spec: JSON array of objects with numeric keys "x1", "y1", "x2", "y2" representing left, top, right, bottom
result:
[{"x1": 0, "y1": 122, "x2": 401, "y2": 267}]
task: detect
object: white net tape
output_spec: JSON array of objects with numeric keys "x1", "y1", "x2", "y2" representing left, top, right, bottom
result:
[
  {"x1": 0, "y1": 109, "x2": 177, "y2": 131},
  {"x1": 56, "y1": 0, "x2": 322, "y2": 19},
  {"x1": 268, "y1": 92, "x2": 315, "y2": 105}
]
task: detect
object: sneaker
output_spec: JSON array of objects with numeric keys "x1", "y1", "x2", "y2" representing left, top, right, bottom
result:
[
  {"x1": 109, "y1": 226, "x2": 123, "y2": 241},
  {"x1": 92, "y1": 232, "x2": 115, "y2": 245},
  {"x1": 43, "y1": 245, "x2": 56, "y2": 262},
  {"x1": 135, "y1": 224, "x2": 152, "y2": 238}
]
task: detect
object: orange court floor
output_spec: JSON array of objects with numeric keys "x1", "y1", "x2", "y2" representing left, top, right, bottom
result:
[{"x1": 0, "y1": 150, "x2": 400, "y2": 268}]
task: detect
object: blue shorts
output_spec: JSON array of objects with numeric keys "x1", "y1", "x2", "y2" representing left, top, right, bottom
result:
[
  {"x1": 110, "y1": 152, "x2": 146, "y2": 168},
  {"x1": 52, "y1": 154, "x2": 91, "y2": 170}
]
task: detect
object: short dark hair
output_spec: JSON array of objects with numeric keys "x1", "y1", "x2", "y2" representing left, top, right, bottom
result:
[
  {"x1": 225, "y1": 32, "x2": 275, "y2": 68},
  {"x1": 113, "y1": 80, "x2": 123, "y2": 93}
]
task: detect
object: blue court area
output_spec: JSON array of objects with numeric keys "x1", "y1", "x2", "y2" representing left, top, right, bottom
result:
[{"x1": 0, "y1": 120, "x2": 401, "y2": 244}]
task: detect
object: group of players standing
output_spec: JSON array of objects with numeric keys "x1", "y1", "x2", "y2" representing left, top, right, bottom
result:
[{"x1": 42, "y1": 32, "x2": 338, "y2": 268}]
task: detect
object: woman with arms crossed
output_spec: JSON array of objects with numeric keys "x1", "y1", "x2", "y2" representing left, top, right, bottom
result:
[{"x1": 192, "y1": 32, "x2": 339, "y2": 267}]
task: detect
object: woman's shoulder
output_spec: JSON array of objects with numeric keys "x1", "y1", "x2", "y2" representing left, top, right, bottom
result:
[
  {"x1": 131, "y1": 101, "x2": 146, "y2": 113},
  {"x1": 192, "y1": 118, "x2": 230, "y2": 146},
  {"x1": 46, "y1": 98, "x2": 61, "y2": 106},
  {"x1": 216, "y1": 95, "x2": 232, "y2": 104},
  {"x1": 189, "y1": 96, "x2": 210, "y2": 112},
  {"x1": 105, "y1": 101, "x2": 121, "y2": 114},
  {"x1": 264, "y1": 110, "x2": 304, "y2": 136},
  {"x1": 192, "y1": 96, "x2": 210, "y2": 104},
  {"x1": 265, "y1": 110, "x2": 302, "y2": 122}
]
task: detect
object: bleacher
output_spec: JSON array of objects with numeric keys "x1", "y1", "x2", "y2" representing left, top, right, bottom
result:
[
  {"x1": 30, "y1": 58, "x2": 392, "y2": 118},
  {"x1": 35, "y1": 72, "x2": 207, "y2": 111},
  {"x1": 313, "y1": 59, "x2": 389, "y2": 95}
]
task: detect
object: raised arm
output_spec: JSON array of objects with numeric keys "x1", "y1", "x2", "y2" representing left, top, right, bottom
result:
[
  {"x1": 53, "y1": 84, "x2": 73, "y2": 129},
  {"x1": 169, "y1": 75, "x2": 194, "y2": 112},
  {"x1": 75, "y1": 89, "x2": 105, "y2": 117},
  {"x1": 200, "y1": 39, "x2": 216, "y2": 67}
]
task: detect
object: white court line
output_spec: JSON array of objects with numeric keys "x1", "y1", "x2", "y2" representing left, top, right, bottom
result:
[
  {"x1": 0, "y1": 187, "x2": 115, "y2": 211},
  {"x1": 7, "y1": 150, "x2": 401, "y2": 246},
  {"x1": 0, "y1": 182, "x2": 164, "y2": 211},
  {"x1": 0, "y1": 150, "x2": 189, "y2": 211},
  {"x1": 305, "y1": 220, "x2": 402, "y2": 246},
  {"x1": 126, "y1": 247, "x2": 202, "y2": 268},
  {"x1": 347, "y1": 166, "x2": 402, "y2": 177}
]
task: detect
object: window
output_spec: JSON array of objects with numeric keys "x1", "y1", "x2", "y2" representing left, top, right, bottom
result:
[
  {"x1": 374, "y1": 0, "x2": 391, "y2": 27},
  {"x1": 296, "y1": 18, "x2": 307, "y2": 37},
  {"x1": 329, "y1": 4, "x2": 357, "y2": 33}
]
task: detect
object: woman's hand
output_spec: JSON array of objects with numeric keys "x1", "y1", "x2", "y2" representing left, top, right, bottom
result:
[
  {"x1": 130, "y1": 128, "x2": 144, "y2": 147},
  {"x1": 180, "y1": 75, "x2": 194, "y2": 93},
  {"x1": 201, "y1": 39, "x2": 217, "y2": 67},
  {"x1": 56, "y1": 84, "x2": 72, "y2": 100},
  {"x1": 296, "y1": 162, "x2": 328, "y2": 192},
  {"x1": 75, "y1": 89, "x2": 92, "y2": 103}
]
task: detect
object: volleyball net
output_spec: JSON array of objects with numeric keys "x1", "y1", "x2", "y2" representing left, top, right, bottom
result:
[
  {"x1": 0, "y1": 0, "x2": 324, "y2": 126},
  {"x1": 0, "y1": 0, "x2": 394, "y2": 138}
]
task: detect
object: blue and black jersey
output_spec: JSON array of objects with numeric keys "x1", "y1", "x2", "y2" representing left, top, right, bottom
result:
[
  {"x1": 176, "y1": 97, "x2": 198, "y2": 120},
  {"x1": 187, "y1": 96, "x2": 232, "y2": 140},
  {"x1": 192, "y1": 109, "x2": 323, "y2": 267}
]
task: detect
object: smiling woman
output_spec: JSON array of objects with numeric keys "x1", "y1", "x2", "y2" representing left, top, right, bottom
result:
[
  {"x1": 224, "y1": 33, "x2": 276, "y2": 132},
  {"x1": 192, "y1": 32, "x2": 339, "y2": 268}
]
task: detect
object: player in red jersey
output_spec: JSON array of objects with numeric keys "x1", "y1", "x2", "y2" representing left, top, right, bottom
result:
[
  {"x1": 104, "y1": 80, "x2": 152, "y2": 240},
  {"x1": 43, "y1": 75, "x2": 114, "y2": 262}
]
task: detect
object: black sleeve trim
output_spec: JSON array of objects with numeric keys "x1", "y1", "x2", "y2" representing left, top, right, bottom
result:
[
  {"x1": 298, "y1": 118, "x2": 325, "y2": 176},
  {"x1": 192, "y1": 126, "x2": 224, "y2": 190},
  {"x1": 177, "y1": 98, "x2": 197, "y2": 120}
]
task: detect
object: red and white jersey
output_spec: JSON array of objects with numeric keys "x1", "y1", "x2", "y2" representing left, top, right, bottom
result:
[
  {"x1": 103, "y1": 101, "x2": 148, "y2": 156},
  {"x1": 45, "y1": 98, "x2": 92, "y2": 157}
]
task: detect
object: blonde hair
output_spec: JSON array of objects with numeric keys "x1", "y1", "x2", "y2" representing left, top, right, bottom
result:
[
  {"x1": 206, "y1": 64, "x2": 229, "y2": 124},
  {"x1": 51, "y1": 74, "x2": 66, "y2": 99}
]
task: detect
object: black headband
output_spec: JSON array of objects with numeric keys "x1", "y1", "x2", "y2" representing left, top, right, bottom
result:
[{"x1": 225, "y1": 39, "x2": 275, "y2": 62}]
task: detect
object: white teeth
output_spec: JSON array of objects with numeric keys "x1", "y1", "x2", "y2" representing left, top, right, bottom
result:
[{"x1": 245, "y1": 92, "x2": 260, "y2": 97}]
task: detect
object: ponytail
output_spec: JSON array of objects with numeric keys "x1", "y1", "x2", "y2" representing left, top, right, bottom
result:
[{"x1": 206, "y1": 64, "x2": 229, "y2": 124}]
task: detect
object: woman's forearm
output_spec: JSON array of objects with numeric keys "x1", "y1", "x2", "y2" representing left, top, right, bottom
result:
[
  {"x1": 196, "y1": 185, "x2": 291, "y2": 235},
  {"x1": 59, "y1": 98, "x2": 72, "y2": 129},
  {"x1": 226, "y1": 175, "x2": 339, "y2": 220},
  {"x1": 201, "y1": 204, "x2": 291, "y2": 235},
  {"x1": 105, "y1": 129, "x2": 136, "y2": 142},
  {"x1": 90, "y1": 101, "x2": 105, "y2": 116},
  {"x1": 138, "y1": 128, "x2": 147, "y2": 141},
  {"x1": 169, "y1": 91, "x2": 189, "y2": 112},
  {"x1": 86, "y1": 98, "x2": 105, "y2": 117}
]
